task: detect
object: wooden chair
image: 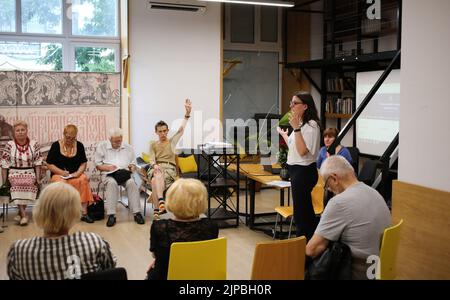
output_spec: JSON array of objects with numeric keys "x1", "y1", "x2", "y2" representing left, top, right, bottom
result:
[
  {"x1": 377, "y1": 219, "x2": 404, "y2": 280},
  {"x1": 251, "y1": 236, "x2": 306, "y2": 280},
  {"x1": 273, "y1": 206, "x2": 294, "y2": 239},
  {"x1": 167, "y1": 237, "x2": 227, "y2": 280},
  {"x1": 273, "y1": 182, "x2": 325, "y2": 239}
]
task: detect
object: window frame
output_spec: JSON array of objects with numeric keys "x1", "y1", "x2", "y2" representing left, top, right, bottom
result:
[
  {"x1": 70, "y1": 42, "x2": 120, "y2": 72},
  {"x1": 224, "y1": 4, "x2": 283, "y2": 115},
  {"x1": 0, "y1": 0, "x2": 121, "y2": 72}
]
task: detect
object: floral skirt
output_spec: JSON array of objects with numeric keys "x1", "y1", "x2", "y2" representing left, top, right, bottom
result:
[{"x1": 9, "y1": 168, "x2": 38, "y2": 205}]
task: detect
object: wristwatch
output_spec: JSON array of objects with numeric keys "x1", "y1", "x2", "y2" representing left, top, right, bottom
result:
[{"x1": 294, "y1": 128, "x2": 301, "y2": 133}]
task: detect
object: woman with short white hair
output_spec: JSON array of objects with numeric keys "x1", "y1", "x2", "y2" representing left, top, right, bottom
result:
[
  {"x1": 7, "y1": 182, "x2": 116, "y2": 280},
  {"x1": 147, "y1": 178, "x2": 218, "y2": 280}
]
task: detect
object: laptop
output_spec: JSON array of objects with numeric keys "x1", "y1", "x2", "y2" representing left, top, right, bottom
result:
[{"x1": 263, "y1": 164, "x2": 281, "y2": 175}]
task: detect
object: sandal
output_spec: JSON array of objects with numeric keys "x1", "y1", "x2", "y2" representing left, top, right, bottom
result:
[
  {"x1": 153, "y1": 209, "x2": 160, "y2": 221},
  {"x1": 158, "y1": 200, "x2": 166, "y2": 214}
]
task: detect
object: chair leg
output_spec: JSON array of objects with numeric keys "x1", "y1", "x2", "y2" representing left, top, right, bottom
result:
[
  {"x1": 273, "y1": 213, "x2": 280, "y2": 240},
  {"x1": 143, "y1": 195, "x2": 147, "y2": 217},
  {"x1": 118, "y1": 186, "x2": 129, "y2": 209},
  {"x1": 288, "y1": 216, "x2": 294, "y2": 239}
]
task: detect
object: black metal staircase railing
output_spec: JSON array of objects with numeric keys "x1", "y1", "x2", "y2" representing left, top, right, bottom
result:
[
  {"x1": 329, "y1": 49, "x2": 401, "y2": 152},
  {"x1": 328, "y1": 49, "x2": 401, "y2": 203}
]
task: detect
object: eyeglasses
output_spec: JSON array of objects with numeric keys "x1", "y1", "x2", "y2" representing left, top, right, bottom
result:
[
  {"x1": 64, "y1": 135, "x2": 76, "y2": 141},
  {"x1": 290, "y1": 100, "x2": 303, "y2": 106}
]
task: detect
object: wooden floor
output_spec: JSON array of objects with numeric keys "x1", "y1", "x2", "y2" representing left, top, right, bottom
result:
[{"x1": 0, "y1": 188, "x2": 283, "y2": 280}]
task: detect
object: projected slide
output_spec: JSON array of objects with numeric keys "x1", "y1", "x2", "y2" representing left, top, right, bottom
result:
[{"x1": 356, "y1": 70, "x2": 400, "y2": 156}]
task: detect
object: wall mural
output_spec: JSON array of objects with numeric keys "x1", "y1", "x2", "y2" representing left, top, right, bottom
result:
[
  {"x1": 0, "y1": 71, "x2": 121, "y2": 194},
  {"x1": 0, "y1": 71, "x2": 120, "y2": 106}
]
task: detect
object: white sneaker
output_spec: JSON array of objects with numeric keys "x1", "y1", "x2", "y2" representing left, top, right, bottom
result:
[
  {"x1": 20, "y1": 217, "x2": 28, "y2": 226},
  {"x1": 13, "y1": 215, "x2": 21, "y2": 223}
]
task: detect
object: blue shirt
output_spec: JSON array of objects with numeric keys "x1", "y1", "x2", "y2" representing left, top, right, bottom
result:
[{"x1": 317, "y1": 146, "x2": 352, "y2": 169}]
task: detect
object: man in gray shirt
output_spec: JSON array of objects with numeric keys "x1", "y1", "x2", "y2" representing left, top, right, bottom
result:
[{"x1": 306, "y1": 155, "x2": 391, "y2": 279}]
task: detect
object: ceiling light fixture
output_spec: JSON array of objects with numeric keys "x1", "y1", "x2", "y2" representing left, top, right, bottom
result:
[{"x1": 200, "y1": 0, "x2": 294, "y2": 8}]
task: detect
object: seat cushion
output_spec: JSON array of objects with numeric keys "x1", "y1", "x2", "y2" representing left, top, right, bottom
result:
[
  {"x1": 177, "y1": 155, "x2": 198, "y2": 174},
  {"x1": 141, "y1": 152, "x2": 151, "y2": 163}
]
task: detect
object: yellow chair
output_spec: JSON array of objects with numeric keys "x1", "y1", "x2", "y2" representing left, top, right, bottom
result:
[
  {"x1": 273, "y1": 183, "x2": 325, "y2": 239},
  {"x1": 311, "y1": 183, "x2": 325, "y2": 215},
  {"x1": 167, "y1": 237, "x2": 227, "y2": 280},
  {"x1": 251, "y1": 236, "x2": 306, "y2": 280},
  {"x1": 273, "y1": 206, "x2": 294, "y2": 239},
  {"x1": 377, "y1": 219, "x2": 404, "y2": 280}
]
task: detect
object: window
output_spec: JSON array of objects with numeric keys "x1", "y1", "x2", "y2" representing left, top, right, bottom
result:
[
  {"x1": 225, "y1": 4, "x2": 281, "y2": 49},
  {"x1": 0, "y1": 41, "x2": 62, "y2": 71},
  {"x1": 260, "y1": 7, "x2": 278, "y2": 43},
  {"x1": 75, "y1": 46, "x2": 115, "y2": 72},
  {"x1": 224, "y1": 4, "x2": 283, "y2": 129},
  {"x1": 0, "y1": 0, "x2": 16, "y2": 32},
  {"x1": 230, "y1": 5, "x2": 255, "y2": 44},
  {"x1": 72, "y1": 0, "x2": 118, "y2": 37},
  {"x1": 21, "y1": 0, "x2": 62, "y2": 34},
  {"x1": 0, "y1": 0, "x2": 120, "y2": 72}
]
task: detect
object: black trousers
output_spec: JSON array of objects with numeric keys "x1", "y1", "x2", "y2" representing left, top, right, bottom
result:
[{"x1": 288, "y1": 163, "x2": 319, "y2": 241}]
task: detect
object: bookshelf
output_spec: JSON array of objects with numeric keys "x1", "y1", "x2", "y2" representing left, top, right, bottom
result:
[
  {"x1": 325, "y1": 113, "x2": 352, "y2": 119},
  {"x1": 324, "y1": 74, "x2": 356, "y2": 131}
]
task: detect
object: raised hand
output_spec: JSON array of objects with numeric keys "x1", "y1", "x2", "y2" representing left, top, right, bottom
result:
[
  {"x1": 277, "y1": 127, "x2": 289, "y2": 138},
  {"x1": 185, "y1": 99, "x2": 192, "y2": 116}
]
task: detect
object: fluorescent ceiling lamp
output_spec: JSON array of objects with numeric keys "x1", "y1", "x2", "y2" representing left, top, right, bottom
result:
[{"x1": 200, "y1": 0, "x2": 295, "y2": 7}]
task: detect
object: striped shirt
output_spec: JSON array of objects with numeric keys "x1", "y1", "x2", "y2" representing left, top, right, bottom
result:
[{"x1": 7, "y1": 232, "x2": 117, "y2": 280}]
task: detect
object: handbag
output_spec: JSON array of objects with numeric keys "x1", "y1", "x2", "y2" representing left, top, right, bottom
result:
[
  {"x1": 88, "y1": 194, "x2": 105, "y2": 221},
  {"x1": 107, "y1": 169, "x2": 132, "y2": 185},
  {"x1": 305, "y1": 241, "x2": 353, "y2": 280},
  {"x1": 0, "y1": 179, "x2": 11, "y2": 198}
]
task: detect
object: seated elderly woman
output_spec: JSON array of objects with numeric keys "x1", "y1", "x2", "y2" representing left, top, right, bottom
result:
[
  {"x1": 46, "y1": 124, "x2": 94, "y2": 223},
  {"x1": 147, "y1": 177, "x2": 219, "y2": 280},
  {"x1": 1, "y1": 120, "x2": 42, "y2": 226},
  {"x1": 7, "y1": 182, "x2": 116, "y2": 280}
]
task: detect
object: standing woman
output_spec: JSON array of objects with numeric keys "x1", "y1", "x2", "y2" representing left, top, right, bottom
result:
[
  {"x1": 46, "y1": 124, "x2": 94, "y2": 223},
  {"x1": 1, "y1": 121, "x2": 42, "y2": 226},
  {"x1": 277, "y1": 92, "x2": 321, "y2": 241}
]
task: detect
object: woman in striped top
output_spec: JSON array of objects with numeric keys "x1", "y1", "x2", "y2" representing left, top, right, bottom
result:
[{"x1": 7, "y1": 182, "x2": 116, "y2": 280}]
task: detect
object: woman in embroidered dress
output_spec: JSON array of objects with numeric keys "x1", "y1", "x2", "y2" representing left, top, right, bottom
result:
[
  {"x1": 46, "y1": 124, "x2": 94, "y2": 223},
  {"x1": 1, "y1": 121, "x2": 42, "y2": 226}
]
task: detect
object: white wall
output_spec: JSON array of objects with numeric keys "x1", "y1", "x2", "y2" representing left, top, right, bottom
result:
[
  {"x1": 399, "y1": 0, "x2": 450, "y2": 192},
  {"x1": 129, "y1": 0, "x2": 221, "y2": 155}
]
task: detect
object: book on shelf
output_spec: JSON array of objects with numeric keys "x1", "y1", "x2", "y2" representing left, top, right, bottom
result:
[
  {"x1": 327, "y1": 78, "x2": 345, "y2": 92},
  {"x1": 327, "y1": 77, "x2": 356, "y2": 92},
  {"x1": 325, "y1": 97, "x2": 354, "y2": 115}
]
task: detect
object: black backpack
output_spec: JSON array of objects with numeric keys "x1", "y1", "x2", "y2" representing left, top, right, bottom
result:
[
  {"x1": 305, "y1": 241, "x2": 353, "y2": 280},
  {"x1": 88, "y1": 194, "x2": 105, "y2": 221}
]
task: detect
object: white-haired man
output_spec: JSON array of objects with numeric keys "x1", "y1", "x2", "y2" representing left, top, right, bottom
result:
[
  {"x1": 94, "y1": 128, "x2": 145, "y2": 227},
  {"x1": 306, "y1": 155, "x2": 391, "y2": 279}
]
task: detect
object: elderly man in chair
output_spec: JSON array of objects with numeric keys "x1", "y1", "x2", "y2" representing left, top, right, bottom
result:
[
  {"x1": 306, "y1": 155, "x2": 391, "y2": 280},
  {"x1": 94, "y1": 128, "x2": 145, "y2": 227}
]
